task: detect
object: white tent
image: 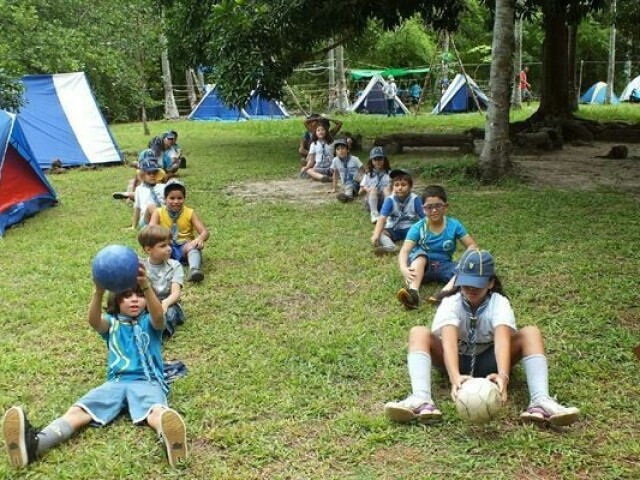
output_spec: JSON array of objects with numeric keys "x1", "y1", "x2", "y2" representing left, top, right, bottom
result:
[
  {"x1": 620, "y1": 75, "x2": 640, "y2": 102},
  {"x1": 18, "y1": 72, "x2": 123, "y2": 168},
  {"x1": 348, "y1": 74, "x2": 410, "y2": 115}
]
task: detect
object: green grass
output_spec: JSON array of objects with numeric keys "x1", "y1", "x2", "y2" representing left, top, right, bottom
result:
[{"x1": 1, "y1": 110, "x2": 639, "y2": 479}]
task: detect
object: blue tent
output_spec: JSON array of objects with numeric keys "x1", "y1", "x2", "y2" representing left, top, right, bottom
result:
[
  {"x1": 244, "y1": 91, "x2": 289, "y2": 119},
  {"x1": 580, "y1": 82, "x2": 620, "y2": 104},
  {"x1": 432, "y1": 74, "x2": 489, "y2": 114},
  {"x1": 347, "y1": 74, "x2": 410, "y2": 115},
  {"x1": 188, "y1": 86, "x2": 250, "y2": 121},
  {"x1": 0, "y1": 110, "x2": 58, "y2": 236},
  {"x1": 19, "y1": 72, "x2": 123, "y2": 168}
]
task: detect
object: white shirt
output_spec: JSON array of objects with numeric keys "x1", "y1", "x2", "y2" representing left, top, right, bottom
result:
[
  {"x1": 134, "y1": 182, "x2": 166, "y2": 216},
  {"x1": 309, "y1": 141, "x2": 334, "y2": 169},
  {"x1": 432, "y1": 292, "x2": 516, "y2": 354}
]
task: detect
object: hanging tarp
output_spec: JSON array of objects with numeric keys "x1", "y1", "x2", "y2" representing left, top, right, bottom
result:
[{"x1": 350, "y1": 67, "x2": 430, "y2": 81}]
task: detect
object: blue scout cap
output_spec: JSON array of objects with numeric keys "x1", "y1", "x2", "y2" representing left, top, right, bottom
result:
[
  {"x1": 369, "y1": 146, "x2": 386, "y2": 159},
  {"x1": 454, "y1": 250, "x2": 495, "y2": 288}
]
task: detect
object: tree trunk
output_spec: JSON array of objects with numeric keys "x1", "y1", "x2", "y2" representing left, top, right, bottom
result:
[
  {"x1": 335, "y1": 45, "x2": 350, "y2": 110},
  {"x1": 186, "y1": 69, "x2": 198, "y2": 109},
  {"x1": 606, "y1": 0, "x2": 617, "y2": 104},
  {"x1": 479, "y1": 0, "x2": 515, "y2": 183},
  {"x1": 567, "y1": 23, "x2": 578, "y2": 112},
  {"x1": 327, "y1": 47, "x2": 336, "y2": 109},
  {"x1": 511, "y1": 15, "x2": 523, "y2": 109},
  {"x1": 536, "y1": 1, "x2": 571, "y2": 118},
  {"x1": 160, "y1": 8, "x2": 179, "y2": 119}
]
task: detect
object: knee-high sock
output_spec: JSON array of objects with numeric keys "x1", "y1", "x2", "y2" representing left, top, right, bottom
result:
[
  {"x1": 187, "y1": 248, "x2": 202, "y2": 270},
  {"x1": 407, "y1": 351, "x2": 432, "y2": 401},
  {"x1": 368, "y1": 191, "x2": 380, "y2": 214},
  {"x1": 36, "y1": 418, "x2": 74, "y2": 455},
  {"x1": 522, "y1": 354, "x2": 549, "y2": 403}
]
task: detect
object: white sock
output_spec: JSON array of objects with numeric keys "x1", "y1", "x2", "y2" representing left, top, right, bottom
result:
[
  {"x1": 522, "y1": 354, "x2": 549, "y2": 403},
  {"x1": 407, "y1": 351, "x2": 432, "y2": 401}
]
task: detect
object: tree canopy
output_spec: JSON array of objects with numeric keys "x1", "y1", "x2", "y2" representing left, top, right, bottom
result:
[{"x1": 164, "y1": 0, "x2": 466, "y2": 106}]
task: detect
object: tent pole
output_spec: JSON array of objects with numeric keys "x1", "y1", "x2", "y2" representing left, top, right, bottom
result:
[
  {"x1": 415, "y1": 30, "x2": 442, "y2": 115},
  {"x1": 284, "y1": 81, "x2": 307, "y2": 116},
  {"x1": 451, "y1": 36, "x2": 484, "y2": 115}
]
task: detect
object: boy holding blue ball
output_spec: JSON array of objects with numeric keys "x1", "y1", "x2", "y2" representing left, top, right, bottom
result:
[{"x1": 2, "y1": 262, "x2": 188, "y2": 469}]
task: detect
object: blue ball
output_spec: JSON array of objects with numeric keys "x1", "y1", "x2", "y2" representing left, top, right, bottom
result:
[{"x1": 91, "y1": 245, "x2": 139, "y2": 292}]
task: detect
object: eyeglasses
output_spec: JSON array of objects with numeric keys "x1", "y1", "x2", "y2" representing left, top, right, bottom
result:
[{"x1": 424, "y1": 203, "x2": 446, "y2": 211}]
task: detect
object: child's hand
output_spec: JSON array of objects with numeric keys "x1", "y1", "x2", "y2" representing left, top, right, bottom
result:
[
  {"x1": 370, "y1": 234, "x2": 379, "y2": 246},
  {"x1": 124, "y1": 226, "x2": 136, "y2": 232},
  {"x1": 450, "y1": 375, "x2": 473, "y2": 402},
  {"x1": 161, "y1": 299, "x2": 170, "y2": 314},
  {"x1": 136, "y1": 263, "x2": 150, "y2": 289},
  {"x1": 403, "y1": 266, "x2": 419, "y2": 283},
  {"x1": 192, "y1": 238, "x2": 205, "y2": 250},
  {"x1": 487, "y1": 373, "x2": 509, "y2": 403}
]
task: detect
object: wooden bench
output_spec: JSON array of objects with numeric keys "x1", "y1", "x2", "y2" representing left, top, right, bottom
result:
[{"x1": 374, "y1": 133, "x2": 475, "y2": 154}]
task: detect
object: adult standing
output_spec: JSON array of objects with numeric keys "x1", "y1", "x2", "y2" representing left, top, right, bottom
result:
[
  {"x1": 519, "y1": 66, "x2": 532, "y2": 106},
  {"x1": 383, "y1": 75, "x2": 398, "y2": 117}
]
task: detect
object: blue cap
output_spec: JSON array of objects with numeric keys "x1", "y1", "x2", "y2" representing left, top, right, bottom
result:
[
  {"x1": 138, "y1": 149, "x2": 160, "y2": 172},
  {"x1": 454, "y1": 250, "x2": 495, "y2": 288},
  {"x1": 334, "y1": 137, "x2": 349, "y2": 148},
  {"x1": 389, "y1": 168, "x2": 411, "y2": 179},
  {"x1": 164, "y1": 131, "x2": 176, "y2": 140},
  {"x1": 369, "y1": 146, "x2": 386, "y2": 159}
]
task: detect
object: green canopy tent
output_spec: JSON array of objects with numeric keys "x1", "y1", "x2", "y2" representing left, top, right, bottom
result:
[{"x1": 350, "y1": 67, "x2": 430, "y2": 80}]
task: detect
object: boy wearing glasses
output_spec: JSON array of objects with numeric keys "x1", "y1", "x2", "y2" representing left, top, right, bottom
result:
[{"x1": 396, "y1": 185, "x2": 477, "y2": 310}]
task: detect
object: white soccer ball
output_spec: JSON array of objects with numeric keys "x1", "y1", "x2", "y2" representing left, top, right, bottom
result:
[{"x1": 455, "y1": 377, "x2": 503, "y2": 425}]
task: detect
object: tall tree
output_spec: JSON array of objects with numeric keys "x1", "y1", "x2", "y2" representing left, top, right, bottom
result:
[
  {"x1": 528, "y1": 0, "x2": 607, "y2": 119},
  {"x1": 163, "y1": 0, "x2": 466, "y2": 106},
  {"x1": 479, "y1": 0, "x2": 515, "y2": 182}
]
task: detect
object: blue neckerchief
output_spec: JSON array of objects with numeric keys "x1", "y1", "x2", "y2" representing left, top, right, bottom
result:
[
  {"x1": 460, "y1": 293, "x2": 492, "y2": 376},
  {"x1": 115, "y1": 313, "x2": 169, "y2": 394},
  {"x1": 372, "y1": 169, "x2": 386, "y2": 188},
  {"x1": 340, "y1": 154, "x2": 353, "y2": 183},
  {"x1": 166, "y1": 206, "x2": 183, "y2": 243},
  {"x1": 144, "y1": 182, "x2": 162, "y2": 207}
]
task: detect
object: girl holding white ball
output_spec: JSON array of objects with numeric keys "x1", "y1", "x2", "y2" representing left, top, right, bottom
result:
[{"x1": 385, "y1": 249, "x2": 580, "y2": 426}]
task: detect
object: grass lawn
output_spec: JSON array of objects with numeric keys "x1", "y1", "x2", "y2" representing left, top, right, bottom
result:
[{"x1": 1, "y1": 107, "x2": 639, "y2": 479}]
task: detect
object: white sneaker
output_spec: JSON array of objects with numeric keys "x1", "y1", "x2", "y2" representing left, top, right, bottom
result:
[
  {"x1": 520, "y1": 396, "x2": 580, "y2": 426},
  {"x1": 384, "y1": 395, "x2": 442, "y2": 423},
  {"x1": 370, "y1": 212, "x2": 380, "y2": 224}
]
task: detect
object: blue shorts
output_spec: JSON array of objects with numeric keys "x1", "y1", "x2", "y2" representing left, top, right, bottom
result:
[
  {"x1": 435, "y1": 346, "x2": 498, "y2": 378},
  {"x1": 170, "y1": 242, "x2": 185, "y2": 262},
  {"x1": 386, "y1": 227, "x2": 410, "y2": 242},
  {"x1": 408, "y1": 250, "x2": 457, "y2": 283},
  {"x1": 75, "y1": 380, "x2": 167, "y2": 426},
  {"x1": 460, "y1": 347, "x2": 498, "y2": 378}
]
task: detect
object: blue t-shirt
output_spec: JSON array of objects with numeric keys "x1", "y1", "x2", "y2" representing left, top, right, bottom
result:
[
  {"x1": 380, "y1": 193, "x2": 424, "y2": 231},
  {"x1": 405, "y1": 216, "x2": 468, "y2": 261},
  {"x1": 100, "y1": 312, "x2": 164, "y2": 383},
  {"x1": 410, "y1": 84, "x2": 422, "y2": 98}
]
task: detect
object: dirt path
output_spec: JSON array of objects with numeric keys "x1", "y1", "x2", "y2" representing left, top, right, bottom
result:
[{"x1": 225, "y1": 142, "x2": 640, "y2": 204}]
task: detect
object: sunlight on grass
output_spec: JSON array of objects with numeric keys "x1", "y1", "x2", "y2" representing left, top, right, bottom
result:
[{"x1": 0, "y1": 112, "x2": 639, "y2": 478}]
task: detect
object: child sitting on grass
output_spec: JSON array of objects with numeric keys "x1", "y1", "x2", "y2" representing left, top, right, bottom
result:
[
  {"x1": 370, "y1": 169, "x2": 424, "y2": 255},
  {"x1": 331, "y1": 137, "x2": 363, "y2": 203},
  {"x1": 360, "y1": 146, "x2": 391, "y2": 223},
  {"x1": 127, "y1": 154, "x2": 166, "y2": 230},
  {"x1": 384, "y1": 249, "x2": 580, "y2": 427},
  {"x1": 395, "y1": 185, "x2": 476, "y2": 310},
  {"x1": 138, "y1": 225, "x2": 185, "y2": 336},
  {"x1": 2, "y1": 263, "x2": 188, "y2": 469},
  {"x1": 300, "y1": 124, "x2": 335, "y2": 182},
  {"x1": 149, "y1": 180, "x2": 209, "y2": 283}
]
